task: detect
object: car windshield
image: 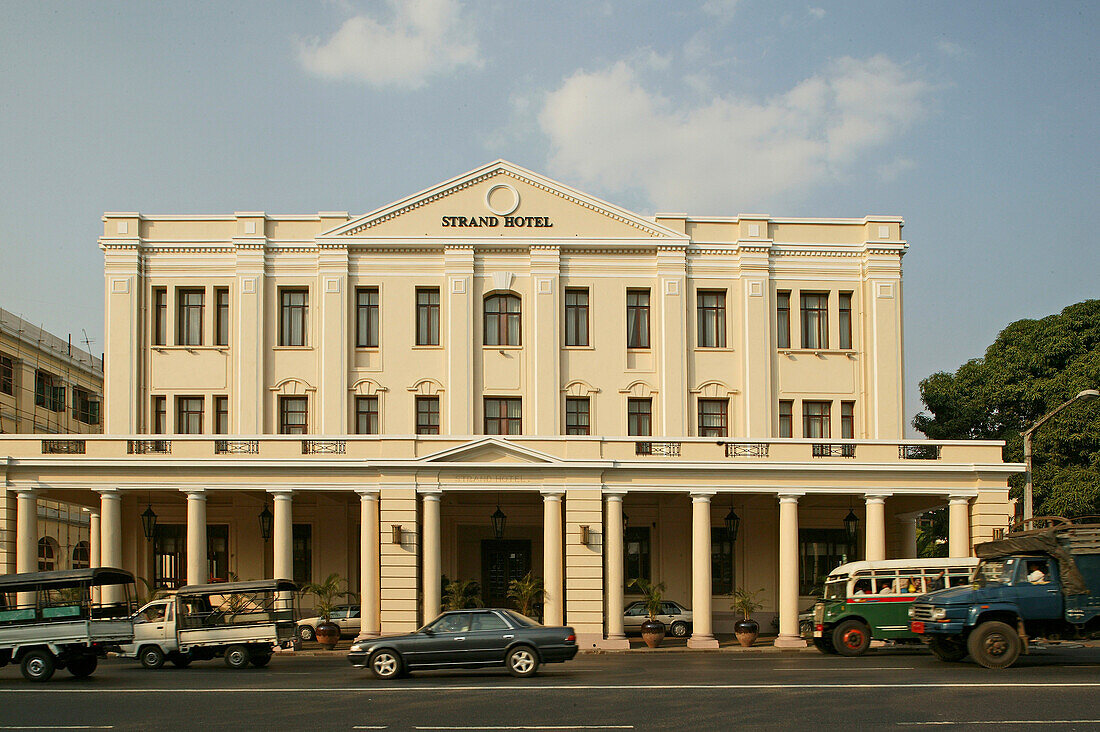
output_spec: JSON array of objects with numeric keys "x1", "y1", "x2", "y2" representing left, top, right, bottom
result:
[
  {"x1": 824, "y1": 579, "x2": 846, "y2": 600},
  {"x1": 974, "y1": 558, "x2": 1016, "y2": 587},
  {"x1": 502, "y1": 610, "x2": 539, "y2": 627}
]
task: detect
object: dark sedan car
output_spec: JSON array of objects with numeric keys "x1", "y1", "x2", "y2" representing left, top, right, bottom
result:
[{"x1": 348, "y1": 608, "x2": 578, "y2": 679}]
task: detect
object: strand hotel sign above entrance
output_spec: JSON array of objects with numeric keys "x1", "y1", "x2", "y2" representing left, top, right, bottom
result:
[{"x1": 440, "y1": 182, "x2": 554, "y2": 229}]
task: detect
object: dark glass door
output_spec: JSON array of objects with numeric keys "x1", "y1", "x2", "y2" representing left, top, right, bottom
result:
[
  {"x1": 154, "y1": 524, "x2": 185, "y2": 589},
  {"x1": 481, "y1": 540, "x2": 532, "y2": 608}
]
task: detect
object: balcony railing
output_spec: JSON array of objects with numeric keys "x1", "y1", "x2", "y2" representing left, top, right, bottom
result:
[
  {"x1": 723, "y1": 442, "x2": 769, "y2": 458},
  {"x1": 127, "y1": 440, "x2": 172, "y2": 455},
  {"x1": 302, "y1": 440, "x2": 346, "y2": 455},
  {"x1": 214, "y1": 440, "x2": 260, "y2": 455},
  {"x1": 635, "y1": 441, "x2": 682, "y2": 457},
  {"x1": 41, "y1": 439, "x2": 86, "y2": 455},
  {"x1": 899, "y1": 444, "x2": 942, "y2": 460},
  {"x1": 812, "y1": 443, "x2": 856, "y2": 458}
]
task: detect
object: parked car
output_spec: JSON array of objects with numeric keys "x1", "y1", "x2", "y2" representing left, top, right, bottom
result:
[
  {"x1": 623, "y1": 600, "x2": 693, "y2": 637},
  {"x1": 297, "y1": 605, "x2": 360, "y2": 641},
  {"x1": 349, "y1": 608, "x2": 578, "y2": 679}
]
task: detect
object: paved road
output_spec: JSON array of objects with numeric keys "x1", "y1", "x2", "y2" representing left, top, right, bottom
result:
[{"x1": 2, "y1": 645, "x2": 1100, "y2": 730}]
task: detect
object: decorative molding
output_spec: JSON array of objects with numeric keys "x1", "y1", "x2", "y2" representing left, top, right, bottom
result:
[
  {"x1": 562, "y1": 380, "x2": 600, "y2": 397},
  {"x1": 407, "y1": 378, "x2": 445, "y2": 396},
  {"x1": 270, "y1": 377, "x2": 316, "y2": 395},
  {"x1": 690, "y1": 380, "x2": 738, "y2": 397},
  {"x1": 619, "y1": 380, "x2": 657, "y2": 397},
  {"x1": 349, "y1": 378, "x2": 388, "y2": 396}
]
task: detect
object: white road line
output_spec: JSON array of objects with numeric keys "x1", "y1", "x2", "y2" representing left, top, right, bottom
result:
[
  {"x1": 4, "y1": 682, "x2": 1100, "y2": 692},
  {"x1": 414, "y1": 727, "x2": 633, "y2": 730},
  {"x1": 0, "y1": 727, "x2": 114, "y2": 730},
  {"x1": 351, "y1": 727, "x2": 389, "y2": 730},
  {"x1": 771, "y1": 667, "x2": 913, "y2": 671},
  {"x1": 899, "y1": 722, "x2": 1100, "y2": 727}
]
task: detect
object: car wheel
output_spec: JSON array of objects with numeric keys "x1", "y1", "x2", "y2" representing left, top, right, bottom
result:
[
  {"x1": 66, "y1": 654, "x2": 98, "y2": 678},
  {"x1": 139, "y1": 645, "x2": 166, "y2": 670},
  {"x1": 369, "y1": 649, "x2": 402, "y2": 680},
  {"x1": 250, "y1": 652, "x2": 272, "y2": 667},
  {"x1": 506, "y1": 646, "x2": 539, "y2": 678},
  {"x1": 669, "y1": 621, "x2": 689, "y2": 638},
  {"x1": 170, "y1": 652, "x2": 193, "y2": 668},
  {"x1": 832, "y1": 619, "x2": 872, "y2": 657},
  {"x1": 20, "y1": 650, "x2": 56, "y2": 682},
  {"x1": 928, "y1": 637, "x2": 968, "y2": 662},
  {"x1": 800, "y1": 619, "x2": 814, "y2": 637},
  {"x1": 813, "y1": 636, "x2": 837, "y2": 654},
  {"x1": 967, "y1": 621, "x2": 1021, "y2": 670},
  {"x1": 224, "y1": 644, "x2": 251, "y2": 670},
  {"x1": 298, "y1": 625, "x2": 315, "y2": 642}
]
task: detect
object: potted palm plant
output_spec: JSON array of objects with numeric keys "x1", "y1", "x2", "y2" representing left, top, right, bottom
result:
[
  {"x1": 506, "y1": 572, "x2": 543, "y2": 620},
  {"x1": 442, "y1": 579, "x2": 483, "y2": 611},
  {"x1": 730, "y1": 587, "x2": 765, "y2": 647},
  {"x1": 302, "y1": 573, "x2": 356, "y2": 650},
  {"x1": 629, "y1": 578, "x2": 667, "y2": 648}
]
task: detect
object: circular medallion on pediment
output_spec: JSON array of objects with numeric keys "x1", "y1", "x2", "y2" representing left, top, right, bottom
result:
[{"x1": 485, "y1": 183, "x2": 520, "y2": 216}]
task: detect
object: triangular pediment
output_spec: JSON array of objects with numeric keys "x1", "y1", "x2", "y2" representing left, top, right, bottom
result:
[
  {"x1": 420, "y1": 438, "x2": 561, "y2": 465},
  {"x1": 321, "y1": 160, "x2": 687, "y2": 242}
]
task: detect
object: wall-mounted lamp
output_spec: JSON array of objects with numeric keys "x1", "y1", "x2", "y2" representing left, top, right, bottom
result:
[
  {"x1": 580, "y1": 525, "x2": 591, "y2": 546},
  {"x1": 391, "y1": 525, "x2": 404, "y2": 544},
  {"x1": 258, "y1": 505, "x2": 273, "y2": 542},
  {"x1": 141, "y1": 504, "x2": 157, "y2": 542}
]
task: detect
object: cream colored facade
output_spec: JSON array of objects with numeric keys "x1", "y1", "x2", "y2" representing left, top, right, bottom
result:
[{"x1": 0, "y1": 161, "x2": 1019, "y2": 648}]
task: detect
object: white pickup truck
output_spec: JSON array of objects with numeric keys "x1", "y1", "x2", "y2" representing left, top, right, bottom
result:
[{"x1": 118, "y1": 579, "x2": 297, "y2": 669}]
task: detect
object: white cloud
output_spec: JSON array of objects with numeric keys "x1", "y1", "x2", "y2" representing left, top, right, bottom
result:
[
  {"x1": 537, "y1": 55, "x2": 930, "y2": 211},
  {"x1": 878, "y1": 156, "x2": 916, "y2": 182},
  {"x1": 297, "y1": 0, "x2": 482, "y2": 88},
  {"x1": 808, "y1": 6, "x2": 826, "y2": 19},
  {"x1": 936, "y1": 39, "x2": 966, "y2": 57},
  {"x1": 702, "y1": 0, "x2": 739, "y2": 19}
]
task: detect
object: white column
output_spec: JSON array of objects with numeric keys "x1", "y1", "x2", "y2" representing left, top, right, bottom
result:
[
  {"x1": 775, "y1": 493, "x2": 806, "y2": 648},
  {"x1": 99, "y1": 490, "x2": 123, "y2": 605},
  {"x1": 864, "y1": 494, "x2": 888, "y2": 562},
  {"x1": 421, "y1": 491, "x2": 442, "y2": 622},
  {"x1": 358, "y1": 490, "x2": 381, "y2": 639},
  {"x1": 687, "y1": 492, "x2": 718, "y2": 649},
  {"x1": 185, "y1": 490, "x2": 208, "y2": 585},
  {"x1": 271, "y1": 491, "x2": 294, "y2": 581},
  {"x1": 949, "y1": 495, "x2": 972, "y2": 558},
  {"x1": 899, "y1": 516, "x2": 918, "y2": 559},
  {"x1": 15, "y1": 489, "x2": 37, "y2": 574},
  {"x1": 603, "y1": 492, "x2": 628, "y2": 647},
  {"x1": 87, "y1": 509, "x2": 102, "y2": 604},
  {"x1": 542, "y1": 490, "x2": 564, "y2": 627}
]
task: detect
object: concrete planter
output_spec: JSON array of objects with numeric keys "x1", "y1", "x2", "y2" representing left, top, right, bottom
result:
[{"x1": 641, "y1": 619, "x2": 666, "y2": 648}]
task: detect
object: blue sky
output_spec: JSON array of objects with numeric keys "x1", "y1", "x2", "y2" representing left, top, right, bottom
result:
[{"x1": 1, "y1": 1, "x2": 1096, "y2": 432}]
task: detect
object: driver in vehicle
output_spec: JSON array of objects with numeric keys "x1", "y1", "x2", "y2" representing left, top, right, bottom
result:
[{"x1": 1027, "y1": 561, "x2": 1049, "y2": 584}]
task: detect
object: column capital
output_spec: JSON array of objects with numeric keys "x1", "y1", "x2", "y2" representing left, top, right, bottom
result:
[
  {"x1": 690, "y1": 491, "x2": 716, "y2": 502},
  {"x1": 864, "y1": 493, "x2": 891, "y2": 504},
  {"x1": 96, "y1": 488, "x2": 122, "y2": 500},
  {"x1": 948, "y1": 494, "x2": 974, "y2": 505},
  {"x1": 13, "y1": 487, "x2": 37, "y2": 498},
  {"x1": 268, "y1": 490, "x2": 295, "y2": 500},
  {"x1": 420, "y1": 490, "x2": 443, "y2": 502},
  {"x1": 82, "y1": 507, "x2": 100, "y2": 518},
  {"x1": 604, "y1": 491, "x2": 626, "y2": 502},
  {"x1": 777, "y1": 492, "x2": 804, "y2": 503},
  {"x1": 356, "y1": 488, "x2": 381, "y2": 500},
  {"x1": 540, "y1": 489, "x2": 565, "y2": 500},
  {"x1": 180, "y1": 488, "x2": 207, "y2": 500}
]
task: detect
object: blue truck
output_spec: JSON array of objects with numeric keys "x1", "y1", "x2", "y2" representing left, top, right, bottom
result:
[{"x1": 910, "y1": 521, "x2": 1100, "y2": 668}]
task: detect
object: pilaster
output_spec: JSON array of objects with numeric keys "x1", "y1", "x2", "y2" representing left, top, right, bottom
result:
[
  {"x1": 101, "y1": 239, "x2": 143, "y2": 433},
  {"x1": 656, "y1": 245, "x2": 688, "y2": 435},
  {"x1": 318, "y1": 243, "x2": 349, "y2": 433},
  {"x1": 234, "y1": 235, "x2": 267, "y2": 433},
  {"x1": 564, "y1": 486, "x2": 603, "y2": 649},
  {"x1": 444, "y1": 245, "x2": 474, "y2": 434},
  {"x1": 529, "y1": 246, "x2": 561, "y2": 435},
  {"x1": 380, "y1": 484, "x2": 420, "y2": 634}
]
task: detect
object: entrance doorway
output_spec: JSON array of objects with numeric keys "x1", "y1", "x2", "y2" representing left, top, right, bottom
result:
[{"x1": 481, "y1": 539, "x2": 531, "y2": 608}]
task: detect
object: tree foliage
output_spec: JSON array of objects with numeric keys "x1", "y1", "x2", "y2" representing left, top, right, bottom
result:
[{"x1": 913, "y1": 300, "x2": 1100, "y2": 516}]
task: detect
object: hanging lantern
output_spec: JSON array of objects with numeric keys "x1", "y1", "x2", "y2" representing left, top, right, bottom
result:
[
  {"x1": 724, "y1": 506, "x2": 741, "y2": 542},
  {"x1": 843, "y1": 509, "x2": 860, "y2": 543},
  {"x1": 491, "y1": 505, "x2": 507, "y2": 540},
  {"x1": 141, "y1": 504, "x2": 158, "y2": 542},
  {"x1": 258, "y1": 505, "x2": 273, "y2": 541}
]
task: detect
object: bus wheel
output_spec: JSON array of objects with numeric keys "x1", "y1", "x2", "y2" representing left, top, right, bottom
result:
[
  {"x1": 967, "y1": 621, "x2": 1021, "y2": 669},
  {"x1": 813, "y1": 636, "x2": 837, "y2": 654},
  {"x1": 832, "y1": 620, "x2": 871, "y2": 656},
  {"x1": 928, "y1": 637, "x2": 968, "y2": 662}
]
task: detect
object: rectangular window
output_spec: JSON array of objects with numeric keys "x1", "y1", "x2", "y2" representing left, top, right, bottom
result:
[
  {"x1": 564, "y1": 288, "x2": 589, "y2": 347},
  {"x1": 565, "y1": 397, "x2": 590, "y2": 435},
  {"x1": 215, "y1": 287, "x2": 229, "y2": 346},
  {"x1": 800, "y1": 292, "x2": 829, "y2": 349},
  {"x1": 214, "y1": 396, "x2": 229, "y2": 435},
  {"x1": 624, "y1": 526, "x2": 651, "y2": 587},
  {"x1": 177, "y1": 289, "x2": 204, "y2": 346},
  {"x1": 839, "y1": 291, "x2": 852, "y2": 349},
  {"x1": 696, "y1": 290, "x2": 726, "y2": 348},
  {"x1": 35, "y1": 370, "x2": 64, "y2": 412},
  {"x1": 416, "y1": 396, "x2": 439, "y2": 435},
  {"x1": 176, "y1": 396, "x2": 203, "y2": 434},
  {"x1": 207, "y1": 524, "x2": 229, "y2": 583},
  {"x1": 626, "y1": 289, "x2": 651, "y2": 348},
  {"x1": 152, "y1": 395, "x2": 166, "y2": 433},
  {"x1": 841, "y1": 401, "x2": 855, "y2": 439},
  {"x1": 484, "y1": 397, "x2": 522, "y2": 435},
  {"x1": 484, "y1": 294, "x2": 522, "y2": 346},
  {"x1": 279, "y1": 396, "x2": 308, "y2": 434},
  {"x1": 627, "y1": 398, "x2": 652, "y2": 437},
  {"x1": 0, "y1": 354, "x2": 13, "y2": 396},
  {"x1": 800, "y1": 528, "x2": 852, "y2": 595},
  {"x1": 712, "y1": 526, "x2": 735, "y2": 595},
  {"x1": 698, "y1": 398, "x2": 729, "y2": 437},
  {"x1": 72, "y1": 388, "x2": 99, "y2": 425},
  {"x1": 356, "y1": 287, "x2": 379, "y2": 348},
  {"x1": 355, "y1": 396, "x2": 379, "y2": 434},
  {"x1": 280, "y1": 289, "x2": 309, "y2": 347},
  {"x1": 778, "y1": 400, "x2": 793, "y2": 438},
  {"x1": 776, "y1": 291, "x2": 790, "y2": 349},
  {"x1": 153, "y1": 287, "x2": 167, "y2": 346},
  {"x1": 416, "y1": 287, "x2": 440, "y2": 346},
  {"x1": 803, "y1": 400, "x2": 831, "y2": 438},
  {"x1": 292, "y1": 524, "x2": 312, "y2": 586}
]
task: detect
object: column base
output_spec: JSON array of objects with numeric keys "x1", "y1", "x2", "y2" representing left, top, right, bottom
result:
[
  {"x1": 575, "y1": 632, "x2": 605, "y2": 650},
  {"x1": 354, "y1": 632, "x2": 381, "y2": 641},
  {"x1": 773, "y1": 634, "x2": 807, "y2": 649},
  {"x1": 687, "y1": 634, "x2": 720, "y2": 650},
  {"x1": 597, "y1": 636, "x2": 630, "y2": 650}
]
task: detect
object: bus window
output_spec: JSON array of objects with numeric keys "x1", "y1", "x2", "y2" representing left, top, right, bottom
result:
[
  {"x1": 824, "y1": 579, "x2": 847, "y2": 600},
  {"x1": 903, "y1": 576, "x2": 924, "y2": 594}
]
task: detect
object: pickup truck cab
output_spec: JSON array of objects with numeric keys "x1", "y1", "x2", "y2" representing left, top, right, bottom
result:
[{"x1": 118, "y1": 578, "x2": 296, "y2": 669}]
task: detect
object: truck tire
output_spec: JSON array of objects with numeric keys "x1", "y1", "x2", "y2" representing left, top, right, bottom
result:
[
  {"x1": 250, "y1": 652, "x2": 272, "y2": 667},
  {"x1": 0, "y1": 649, "x2": 11, "y2": 668},
  {"x1": 139, "y1": 645, "x2": 166, "y2": 669},
  {"x1": 813, "y1": 636, "x2": 837, "y2": 654},
  {"x1": 224, "y1": 644, "x2": 251, "y2": 669},
  {"x1": 832, "y1": 619, "x2": 872, "y2": 656},
  {"x1": 66, "y1": 654, "x2": 98, "y2": 678},
  {"x1": 170, "y1": 652, "x2": 193, "y2": 668},
  {"x1": 928, "y1": 637, "x2": 968, "y2": 662},
  {"x1": 967, "y1": 621, "x2": 1021, "y2": 669},
  {"x1": 20, "y1": 649, "x2": 56, "y2": 682}
]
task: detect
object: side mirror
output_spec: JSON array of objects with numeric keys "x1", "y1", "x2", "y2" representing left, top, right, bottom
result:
[{"x1": 422, "y1": 627, "x2": 434, "y2": 636}]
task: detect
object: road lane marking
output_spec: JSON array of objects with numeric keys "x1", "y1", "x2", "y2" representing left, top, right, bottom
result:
[
  {"x1": 414, "y1": 727, "x2": 633, "y2": 730},
  {"x1": 0, "y1": 727, "x2": 114, "y2": 730},
  {"x1": 899, "y1": 723, "x2": 1100, "y2": 727},
  {"x1": 6, "y1": 682, "x2": 1100, "y2": 692},
  {"x1": 770, "y1": 667, "x2": 913, "y2": 671}
]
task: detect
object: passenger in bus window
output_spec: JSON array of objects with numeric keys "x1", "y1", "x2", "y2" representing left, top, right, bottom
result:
[
  {"x1": 853, "y1": 580, "x2": 872, "y2": 595},
  {"x1": 906, "y1": 577, "x2": 923, "y2": 593},
  {"x1": 878, "y1": 581, "x2": 894, "y2": 595},
  {"x1": 928, "y1": 570, "x2": 946, "y2": 591}
]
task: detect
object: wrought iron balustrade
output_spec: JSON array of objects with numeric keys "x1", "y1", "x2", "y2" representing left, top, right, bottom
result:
[
  {"x1": 302, "y1": 440, "x2": 346, "y2": 455},
  {"x1": 723, "y1": 442, "x2": 769, "y2": 458},
  {"x1": 634, "y1": 441, "x2": 681, "y2": 457},
  {"x1": 899, "y1": 444, "x2": 942, "y2": 460},
  {"x1": 41, "y1": 439, "x2": 85, "y2": 455},
  {"x1": 127, "y1": 439, "x2": 172, "y2": 455},
  {"x1": 811, "y1": 443, "x2": 856, "y2": 458},
  {"x1": 214, "y1": 440, "x2": 260, "y2": 455}
]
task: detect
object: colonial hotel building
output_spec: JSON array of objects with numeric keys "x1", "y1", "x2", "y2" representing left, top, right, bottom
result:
[{"x1": 0, "y1": 161, "x2": 1017, "y2": 648}]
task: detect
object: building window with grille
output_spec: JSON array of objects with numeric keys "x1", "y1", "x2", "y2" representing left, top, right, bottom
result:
[
  {"x1": 356, "y1": 287, "x2": 379, "y2": 348},
  {"x1": 803, "y1": 400, "x2": 831, "y2": 438},
  {"x1": 280, "y1": 289, "x2": 309, "y2": 347},
  {"x1": 839, "y1": 291, "x2": 852, "y2": 349},
  {"x1": 72, "y1": 541, "x2": 91, "y2": 570},
  {"x1": 152, "y1": 396, "x2": 166, "y2": 433},
  {"x1": 776, "y1": 291, "x2": 791, "y2": 349},
  {"x1": 484, "y1": 397, "x2": 522, "y2": 435},
  {"x1": 800, "y1": 292, "x2": 829, "y2": 349},
  {"x1": 564, "y1": 288, "x2": 589, "y2": 347},
  {"x1": 38, "y1": 537, "x2": 58, "y2": 572},
  {"x1": 214, "y1": 396, "x2": 229, "y2": 434},
  {"x1": 712, "y1": 526, "x2": 735, "y2": 595},
  {"x1": 1, "y1": 354, "x2": 13, "y2": 396},
  {"x1": 153, "y1": 287, "x2": 167, "y2": 346},
  {"x1": 696, "y1": 290, "x2": 726, "y2": 348},
  {"x1": 626, "y1": 289, "x2": 650, "y2": 348},
  {"x1": 177, "y1": 396, "x2": 204, "y2": 434},
  {"x1": 565, "y1": 397, "x2": 590, "y2": 435},
  {"x1": 627, "y1": 398, "x2": 652, "y2": 436},
  {"x1": 177, "y1": 289, "x2": 204, "y2": 346},
  {"x1": 293, "y1": 524, "x2": 312, "y2": 585},
  {"x1": 841, "y1": 401, "x2": 855, "y2": 439},
  {"x1": 35, "y1": 370, "x2": 64, "y2": 412},
  {"x1": 416, "y1": 396, "x2": 439, "y2": 435},
  {"x1": 698, "y1": 398, "x2": 728, "y2": 437},
  {"x1": 356, "y1": 396, "x2": 379, "y2": 434},
  {"x1": 800, "y1": 528, "x2": 853, "y2": 595},
  {"x1": 279, "y1": 396, "x2": 308, "y2": 434},
  {"x1": 779, "y1": 400, "x2": 793, "y2": 438},
  {"x1": 215, "y1": 287, "x2": 229, "y2": 346},
  {"x1": 73, "y1": 388, "x2": 100, "y2": 425},
  {"x1": 624, "y1": 526, "x2": 651, "y2": 587},
  {"x1": 484, "y1": 294, "x2": 521, "y2": 346},
  {"x1": 416, "y1": 288, "x2": 440, "y2": 346}
]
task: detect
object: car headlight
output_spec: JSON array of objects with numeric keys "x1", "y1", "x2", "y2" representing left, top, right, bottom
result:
[
  {"x1": 908, "y1": 607, "x2": 916, "y2": 619},
  {"x1": 349, "y1": 644, "x2": 364, "y2": 653},
  {"x1": 931, "y1": 607, "x2": 947, "y2": 621}
]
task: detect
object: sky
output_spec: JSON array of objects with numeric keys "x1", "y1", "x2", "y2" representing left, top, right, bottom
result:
[{"x1": 1, "y1": 0, "x2": 1096, "y2": 433}]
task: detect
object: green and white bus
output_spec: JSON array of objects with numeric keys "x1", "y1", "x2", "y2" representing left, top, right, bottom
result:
[{"x1": 812, "y1": 557, "x2": 978, "y2": 656}]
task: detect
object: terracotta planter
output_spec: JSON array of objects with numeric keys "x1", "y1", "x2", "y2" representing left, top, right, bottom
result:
[
  {"x1": 315, "y1": 621, "x2": 340, "y2": 650},
  {"x1": 640, "y1": 619, "x2": 666, "y2": 648},
  {"x1": 734, "y1": 618, "x2": 759, "y2": 648}
]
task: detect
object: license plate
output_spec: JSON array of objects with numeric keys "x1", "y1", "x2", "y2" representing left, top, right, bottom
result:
[
  {"x1": 910, "y1": 621, "x2": 925, "y2": 634},
  {"x1": 813, "y1": 630, "x2": 822, "y2": 638}
]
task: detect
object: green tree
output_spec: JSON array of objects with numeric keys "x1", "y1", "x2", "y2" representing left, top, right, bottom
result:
[{"x1": 913, "y1": 300, "x2": 1100, "y2": 517}]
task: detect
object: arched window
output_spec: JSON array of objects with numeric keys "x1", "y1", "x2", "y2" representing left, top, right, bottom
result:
[
  {"x1": 72, "y1": 541, "x2": 91, "y2": 570},
  {"x1": 484, "y1": 294, "x2": 521, "y2": 346},
  {"x1": 38, "y1": 537, "x2": 58, "y2": 571}
]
